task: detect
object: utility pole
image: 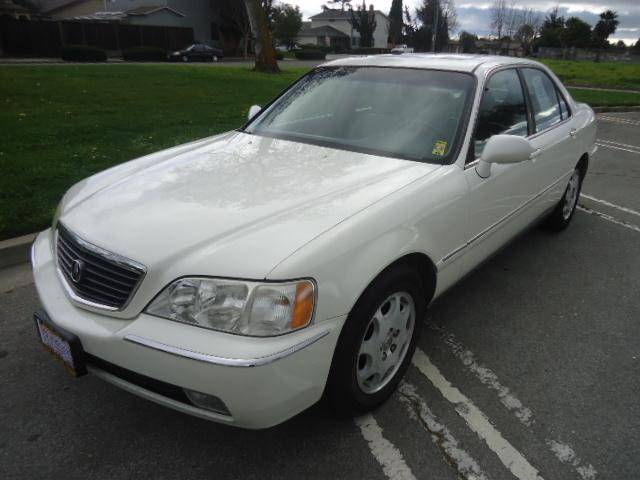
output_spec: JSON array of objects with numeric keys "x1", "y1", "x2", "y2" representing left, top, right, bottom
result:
[{"x1": 431, "y1": 0, "x2": 439, "y2": 52}]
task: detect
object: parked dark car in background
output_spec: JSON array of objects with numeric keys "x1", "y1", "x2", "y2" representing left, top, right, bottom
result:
[{"x1": 168, "y1": 44, "x2": 223, "y2": 62}]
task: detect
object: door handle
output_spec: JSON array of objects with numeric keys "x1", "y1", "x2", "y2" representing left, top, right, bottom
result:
[
  {"x1": 570, "y1": 128, "x2": 577, "y2": 138},
  {"x1": 530, "y1": 148, "x2": 541, "y2": 160}
]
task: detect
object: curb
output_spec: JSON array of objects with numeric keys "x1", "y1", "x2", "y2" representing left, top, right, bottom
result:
[
  {"x1": 0, "y1": 233, "x2": 37, "y2": 269},
  {"x1": 592, "y1": 106, "x2": 640, "y2": 113}
]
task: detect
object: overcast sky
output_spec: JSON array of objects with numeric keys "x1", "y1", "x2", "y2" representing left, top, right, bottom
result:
[{"x1": 288, "y1": 0, "x2": 640, "y2": 44}]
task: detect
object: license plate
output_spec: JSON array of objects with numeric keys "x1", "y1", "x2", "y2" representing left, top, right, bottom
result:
[{"x1": 34, "y1": 312, "x2": 87, "y2": 377}]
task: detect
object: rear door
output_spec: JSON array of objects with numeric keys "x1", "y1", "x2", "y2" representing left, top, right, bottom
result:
[{"x1": 519, "y1": 67, "x2": 576, "y2": 211}]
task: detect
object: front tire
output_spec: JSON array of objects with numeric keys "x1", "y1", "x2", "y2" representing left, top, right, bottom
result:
[
  {"x1": 545, "y1": 167, "x2": 583, "y2": 231},
  {"x1": 181, "y1": 55, "x2": 189, "y2": 63},
  {"x1": 327, "y1": 265, "x2": 425, "y2": 416}
]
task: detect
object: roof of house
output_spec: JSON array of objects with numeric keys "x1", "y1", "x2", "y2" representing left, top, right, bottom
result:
[
  {"x1": 322, "y1": 53, "x2": 543, "y2": 73},
  {"x1": 125, "y1": 5, "x2": 185, "y2": 17},
  {"x1": 298, "y1": 24, "x2": 349, "y2": 38},
  {"x1": 63, "y1": 5, "x2": 184, "y2": 22},
  {"x1": 310, "y1": 8, "x2": 388, "y2": 21}
]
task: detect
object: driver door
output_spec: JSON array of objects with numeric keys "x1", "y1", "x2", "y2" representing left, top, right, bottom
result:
[{"x1": 458, "y1": 67, "x2": 540, "y2": 277}]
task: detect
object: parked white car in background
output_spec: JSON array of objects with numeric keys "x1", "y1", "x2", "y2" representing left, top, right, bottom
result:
[
  {"x1": 32, "y1": 54, "x2": 596, "y2": 429},
  {"x1": 391, "y1": 44, "x2": 414, "y2": 54}
]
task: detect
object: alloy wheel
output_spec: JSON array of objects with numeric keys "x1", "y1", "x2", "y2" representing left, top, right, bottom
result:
[
  {"x1": 563, "y1": 170, "x2": 581, "y2": 220},
  {"x1": 356, "y1": 292, "x2": 415, "y2": 394}
]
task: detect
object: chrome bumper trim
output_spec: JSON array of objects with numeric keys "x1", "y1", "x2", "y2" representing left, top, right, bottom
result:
[{"x1": 123, "y1": 329, "x2": 330, "y2": 368}]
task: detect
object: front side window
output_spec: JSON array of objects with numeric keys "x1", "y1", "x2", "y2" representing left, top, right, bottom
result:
[
  {"x1": 522, "y1": 68, "x2": 563, "y2": 132},
  {"x1": 473, "y1": 68, "x2": 528, "y2": 158},
  {"x1": 245, "y1": 67, "x2": 475, "y2": 164}
]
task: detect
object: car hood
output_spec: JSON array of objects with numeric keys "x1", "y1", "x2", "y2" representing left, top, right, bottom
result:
[{"x1": 59, "y1": 132, "x2": 440, "y2": 280}]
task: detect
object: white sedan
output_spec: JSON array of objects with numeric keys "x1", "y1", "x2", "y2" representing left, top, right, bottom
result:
[{"x1": 31, "y1": 54, "x2": 597, "y2": 429}]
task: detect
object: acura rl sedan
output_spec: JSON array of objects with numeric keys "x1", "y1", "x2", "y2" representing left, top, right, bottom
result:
[{"x1": 32, "y1": 54, "x2": 597, "y2": 429}]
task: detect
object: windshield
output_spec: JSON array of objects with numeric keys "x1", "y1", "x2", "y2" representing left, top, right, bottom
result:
[{"x1": 245, "y1": 67, "x2": 475, "y2": 163}]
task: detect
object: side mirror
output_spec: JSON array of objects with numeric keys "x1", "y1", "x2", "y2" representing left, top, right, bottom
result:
[
  {"x1": 476, "y1": 134, "x2": 536, "y2": 178},
  {"x1": 248, "y1": 105, "x2": 261, "y2": 121}
]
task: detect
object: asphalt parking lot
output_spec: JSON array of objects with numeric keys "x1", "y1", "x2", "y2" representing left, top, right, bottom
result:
[{"x1": 1, "y1": 112, "x2": 639, "y2": 480}]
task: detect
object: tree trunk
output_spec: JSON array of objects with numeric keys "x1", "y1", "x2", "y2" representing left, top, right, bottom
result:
[{"x1": 244, "y1": 0, "x2": 280, "y2": 73}]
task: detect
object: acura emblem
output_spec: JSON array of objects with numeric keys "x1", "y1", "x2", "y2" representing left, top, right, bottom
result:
[{"x1": 70, "y1": 259, "x2": 85, "y2": 283}]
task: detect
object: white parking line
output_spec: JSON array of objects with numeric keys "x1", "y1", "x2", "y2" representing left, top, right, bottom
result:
[
  {"x1": 547, "y1": 441, "x2": 598, "y2": 480},
  {"x1": 596, "y1": 139, "x2": 640, "y2": 152},
  {"x1": 399, "y1": 382, "x2": 489, "y2": 480},
  {"x1": 438, "y1": 330, "x2": 533, "y2": 426},
  {"x1": 580, "y1": 194, "x2": 640, "y2": 218},
  {"x1": 355, "y1": 413, "x2": 418, "y2": 480},
  {"x1": 412, "y1": 348, "x2": 544, "y2": 480},
  {"x1": 597, "y1": 116, "x2": 640, "y2": 127},
  {"x1": 596, "y1": 142, "x2": 640, "y2": 155},
  {"x1": 577, "y1": 205, "x2": 640, "y2": 232},
  {"x1": 431, "y1": 326, "x2": 598, "y2": 480}
]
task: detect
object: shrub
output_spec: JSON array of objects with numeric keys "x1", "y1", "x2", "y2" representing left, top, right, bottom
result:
[
  {"x1": 123, "y1": 46, "x2": 167, "y2": 62},
  {"x1": 275, "y1": 51, "x2": 284, "y2": 60},
  {"x1": 300, "y1": 43, "x2": 331, "y2": 53},
  {"x1": 294, "y1": 49, "x2": 326, "y2": 60},
  {"x1": 347, "y1": 47, "x2": 391, "y2": 55},
  {"x1": 60, "y1": 45, "x2": 107, "y2": 62}
]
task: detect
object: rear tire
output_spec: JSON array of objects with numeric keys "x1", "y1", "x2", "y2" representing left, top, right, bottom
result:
[
  {"x1": 327, "y1": 264, "x2": 426, "y2": 416},
  {"x1": 545, "y1": 166, "x2": 583, "y2": 231}
]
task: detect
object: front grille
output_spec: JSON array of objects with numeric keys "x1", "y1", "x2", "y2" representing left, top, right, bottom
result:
[{"x1": 56, "y1": 225, "x2": 145, "y2": 309}]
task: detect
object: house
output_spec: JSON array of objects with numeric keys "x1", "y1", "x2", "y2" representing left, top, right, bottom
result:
[
  {"x1": 300, "y1": 8, "x2": 389, "y2": 49},
  {"x1": 34, "y1": 0, "x2": 217, "y2": 44}
]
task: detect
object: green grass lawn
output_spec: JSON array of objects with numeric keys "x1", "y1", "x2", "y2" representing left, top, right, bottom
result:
[
  {"x1": 568, "y1": 87, "x2": 640, "y2": 107},
  {"x1": 540, "y1": 59, "x2": 640, "y2": 91},
  {"x1": 1, "y1": 62, "x2": 639, "y2": 240},
  {"x1": 0, "y1": 65, "x2": 306, "y2": 240}
]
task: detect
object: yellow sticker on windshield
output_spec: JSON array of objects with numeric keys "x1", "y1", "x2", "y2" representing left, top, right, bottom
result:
[{"x1": 432, "y1": 140, "x2": 448, "y2": 156}]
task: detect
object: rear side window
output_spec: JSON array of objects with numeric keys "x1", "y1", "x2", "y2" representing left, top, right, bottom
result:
[
  {"x1": 474, "y1": 68, "x2": 528, "y2": 158},
  {"x1": 558, "y1": 94, "x2": 570, "y2": 120},
  {"x1": 522, "y1": 68, "x2": 563, "y2": 132}
]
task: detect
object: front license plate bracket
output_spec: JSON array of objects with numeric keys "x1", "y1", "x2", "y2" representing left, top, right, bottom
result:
[{"x1": 34, "y1": 310, "x2": 87, "y2": 377}]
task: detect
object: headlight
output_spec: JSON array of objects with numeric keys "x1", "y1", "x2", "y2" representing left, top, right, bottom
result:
[{"x1": 145, "y1": 278, "x2": 315, "y2": 337}]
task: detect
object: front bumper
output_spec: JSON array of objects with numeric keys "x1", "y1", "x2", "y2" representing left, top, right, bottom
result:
[{"x1": 31, "y1": 229, "x2": 346, "y2": 429}]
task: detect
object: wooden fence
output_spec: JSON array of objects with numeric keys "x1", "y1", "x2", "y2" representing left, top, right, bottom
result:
[{"x1": 0, "y1": 17, "x2": 194, "y2": 56}]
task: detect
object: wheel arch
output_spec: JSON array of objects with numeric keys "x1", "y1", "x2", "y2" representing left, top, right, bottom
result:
[
  {"x1": 576, "y1": 152, "x2": 589, "y2": 179},
  {"x1": 351, "y1": 252, "x2": 438, "y2": 315}
]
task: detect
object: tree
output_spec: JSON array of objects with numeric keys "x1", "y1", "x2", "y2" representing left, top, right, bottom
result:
[
  {"x1": 214, "y1": 0, "x2": 252, "y2": 58},
  {"x1": 244, "y1": 0, "x2": 280, "y2": 73},
  {"x1": 272, "y1": 4, "x2": 303, "y2": 50},
  {"x1": 537, "y1": 7, "x2": 565, "y2": 48},
  {"x1": 414, "y1": 0, "x2": 454, "y2": 52},
  {"x1": 388, "y1": 0, "x2": 403, "y2": 47},
  {"x1": 262, "y1": 0, "x2": 276, "y2": 27},
  {"x1": 561, "y1": 17, "x2": 591, "y2": 48},
  {"x1": 515, "y1": 24, "x2": 535, "y2": 56},
  {"x1": 592, "y1": 10, "x2": 619, "y2": 48},
  {"x1": 403, "y1": 5, "x2": 418, "y2": 46},
  {"x1": 326, "y1": 0, "x2": 352, "y2": 10},
  {"x1": 459, "y1": 30, "x2": 477, "y2": 53},
  {"x1": 350, "y1": 2, "x2": 377, "y2": 48},
  {"x1": 633, "y1": 38, "x2": 640, "y2": 54},
  {"x1": 490, "y1": 0, "x2": 513, "y2": 39}
]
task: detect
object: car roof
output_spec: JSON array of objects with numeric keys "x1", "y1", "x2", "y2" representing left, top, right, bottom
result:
[{"x1": 321, "y1": 53, "x2": 542, "y2": 73}]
